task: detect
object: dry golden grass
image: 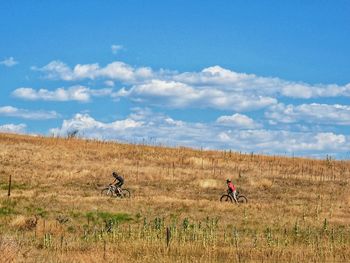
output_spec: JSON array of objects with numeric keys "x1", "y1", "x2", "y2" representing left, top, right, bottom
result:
[{"x1": 0, "y1": 133, "x2": 350, "y2": 262}]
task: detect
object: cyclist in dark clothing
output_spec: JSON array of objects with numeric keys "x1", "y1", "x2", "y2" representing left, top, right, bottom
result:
[{"x1": 110, "y1": 171, "x2": 124, "y2": 194}]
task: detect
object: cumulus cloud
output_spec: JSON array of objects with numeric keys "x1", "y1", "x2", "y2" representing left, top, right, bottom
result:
[
  {"x1": 0, "y1": 57, "x2": 18, "y2": 67},
  {"x1": 34, "y1": 60, "x2": 154, "y2": 83},
  {"x1": 50, "y1": 113, "x2": 143, "y2": 139},
  {"x1": 111, "y1": 44, "x2": 123, "y2": 54},
  {"x1": 12, "y1": 86, "x2": 113, "y2": 102},
  {"x1": 34, "y1": 61, "x2": 350, "y2": 100},
  {"x1": 0, "y1": 123, "x2": 26, "y2": 134},
  {"x1": 50, "y1": 110, "x2": 349, "y2": 157},
  {"x1": 22, "y1": 59, "x2": 350, "y2": 158},
  {"x1": 174, "y1": 65, "x2": 350, "y2": 98},
  {"x1": 216, "y1": 113, "x2": 260, "y2": 129},
  {"x1": 0, "y1": 106, "x2": 60, "y2": 120},
  {"x1": 218, "y1": 129, "x2": 348, "y2": 154},
  {"x1": 31, "y1": 60, "x2": 350, "y2": 112},
  {"x1": 281, "y1": 83, "x2": 350, "y2": 98},
  {"x1": 266, "y1": 103, "x2": 350, "y2": 125},
  {"x1": 31, "y1": 61, "x2": 72, "y2": 80},
  {"x1": 118, "y1": 79, "x2": 277, "y2": 111},
  {"x1": 50, "y1": 112, "x2": 213, "y2": 147}
]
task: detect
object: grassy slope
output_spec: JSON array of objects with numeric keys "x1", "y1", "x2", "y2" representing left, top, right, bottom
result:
[{"x1": 0, "y1": 133, "x2": 350, "y2": 262}]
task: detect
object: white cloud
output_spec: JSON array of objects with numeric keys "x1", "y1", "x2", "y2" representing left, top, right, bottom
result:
[
  {"x1": 216, "y1": 113, "x2": 260, "y2": 129},
  {"x1": 34, "y1": 61, "x2": 350, "y2": 100},
  {"x1": 174, "y1": 65, "x2": 350, "y2": 98},
  {"x1": 111, "y1": 44, "x2": 123, "y2": 54},
  {"x1": 34, "y1": 60, "x2": 154, "y2": 83},
  {"x1": 0, "y1": 123, "x2": 26, "y2": 134},
  {"x1": 18, "y1": 59, "x2": 350, "y2": 158},
  {"x1": 266, "y1": 103, "x2": 350, "y2": 125},
  {"x1": 50, "y1": 111, "x2": 213, "y2": 147},
  {"x1": 50, "y1": 113, "x2": 142, "y2": 139},
  {"x1": 119, "y1": 79, "x2": 277, "y2": 111},
  {"x1": 281, "y1": 83, "x2": 350, "y2": 98},
  {"x1": 12, "y1": 86, "x2": 113, "y2": 102},
  {"x1": 50, "y1": 110, "x2": 349, "y2": 157},
  {"x1": 73, "y1": 63, "x2": 100, "y2": 80},
  {"x1": 0, "y1": 57, "x2": 18, "y2": 67},
  {"x1": 213, "y1": 129, "x2": 349, "y2": 155},
  {"x1": 32, "y1": 60, "x2": 350, "y2": 112},
  {"x1": 98, "y1": 62, "x2": 139, "y2": 82},
  {"x1": 104, "y1": 80, "x2": 115, "y2": 87},
  {"x1": 32, "y1": 61, "x2": 73, "y2": 80},
  {"x1": 0, "y1": 106, "x2": 60, "y2": 120}
]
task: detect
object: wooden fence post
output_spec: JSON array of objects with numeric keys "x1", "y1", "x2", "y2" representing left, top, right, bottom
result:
[
  {"x1": 8, "y1": 174, "x2": 12, "y2": 197},
  {"x1": 166, "y1": 227, "x2": 171, "y2": 247},
  {"x1": 172, "y1": 162, "x2": 175, "y2": 180},
  {"x1": 60, "y1": 235, "x2": 64, "y2": 253},
  {"x1": 103, "y1": 239, "x2": 107, "y2": 259}
]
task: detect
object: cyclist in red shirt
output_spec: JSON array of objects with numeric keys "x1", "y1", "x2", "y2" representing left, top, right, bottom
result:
[{"x1": 226, "y1": 179, "x2": 238, "y2": 202}]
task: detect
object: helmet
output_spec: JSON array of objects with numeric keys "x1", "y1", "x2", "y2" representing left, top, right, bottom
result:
[
  {"x1": 112, "y1": 171, "x2": 118, "y2": 177},
  {"x1": 226, "y1": 179, "x2": 231, "y2": 183}
]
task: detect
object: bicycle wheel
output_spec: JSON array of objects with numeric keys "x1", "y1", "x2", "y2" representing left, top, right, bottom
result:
[
  {"x1": 121, "y1": 189, "x2": 131, "y2": 198},
  {"x1": 101, "y1": 188, "x2": 114, "y2": 197},
  {"x1": 220, "y1": 194, "x2": 233, "y2": 202},
  {"x1": 237, "y1": 195, "x2": 248, "y2": 204}
]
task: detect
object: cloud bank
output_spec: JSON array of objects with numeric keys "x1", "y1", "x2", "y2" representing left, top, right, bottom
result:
[
  {"x1": 7, "y1": 59, "x2": 350, "y2": 158},
  {"x1": 51, "y1": 111, "x2": 349, "y2": 157},
  {"x1": 266, "y1": 103, "x2": 350, "y2": 125},
  {"x1": 0, "y1": 123, "x2": 26, "y2": 134},
  {"x1": 12, "y1": 86, "x2": 113, "y2": 102},
  {"x1": 29, "y1": 61, "x2": 350, "y2": 114},
  {"x1": 0, "y1": 106, "x2": 60, "y2": 120}
]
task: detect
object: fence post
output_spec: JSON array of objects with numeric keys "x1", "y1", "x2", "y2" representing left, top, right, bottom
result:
[
  {"x1": 103, "y1": 239, "x2": 107, "y2": 259},
  {"x1": 166, "y1": 227, "x2": 171, "y2": 247},
  {"x1": 172, "y1": 162, "x2": 175, "y2": 180},
  {"x1": 8, "y1": 174, "x2": 12, "y2": 197},
  {"x1": 60, "y1": 235, "x2": 64, "y2": 253}
]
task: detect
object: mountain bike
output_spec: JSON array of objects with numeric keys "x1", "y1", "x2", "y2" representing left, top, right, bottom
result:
[
  {"x1": 220, "y1": 189, "x2": 248, "y2": 204},
  {"x1": 101, "y1": 184, "x2": 131, "y2": 198}
]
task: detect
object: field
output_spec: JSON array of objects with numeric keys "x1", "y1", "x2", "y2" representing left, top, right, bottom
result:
[{"x1": 1, "y1": 133, "x2": 350, "y2": 262}]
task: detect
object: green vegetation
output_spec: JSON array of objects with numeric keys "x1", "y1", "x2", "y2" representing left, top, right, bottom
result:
[{"x1": 0, "y1": 199, "x2": 17, "y2": 216}]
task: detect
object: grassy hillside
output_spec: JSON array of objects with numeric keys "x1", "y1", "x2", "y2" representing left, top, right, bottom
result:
[{"x1": 1, "y1": 133, "x2": 350, "y2": 262}]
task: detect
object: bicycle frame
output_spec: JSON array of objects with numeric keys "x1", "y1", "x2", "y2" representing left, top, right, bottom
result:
[{"x1": 108, "y1": 185, "x2": 122, "y2": 195}]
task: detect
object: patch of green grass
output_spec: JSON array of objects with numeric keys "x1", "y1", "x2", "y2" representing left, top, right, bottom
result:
[
  {"x1": 0, "y1": 199, "x2": 17, "y2": 216},
  {"x1": 36, "y1": 207, "x2": 48, "y2": 218},
  {"x1": 85, "y1": 211, "x2": 98, "y2": 224},
  {"x1": 0, "y1": 182, "x2": 29, "y2": 190},
  {"x1": 69, "y1": 210, "x2": 82, "y2": 218},
  {"x1": 97, "y1": 211, "x2": 133, "y2": 223},
  {"x1": 85, "y1": 211, "x2": 132, "y2": 224},
  {"x1": 24, "y1": 204, "x2": 48, "y2": 218},
  {"x1": 0, "y1": 206, "x2": 14, "y2": 216}
]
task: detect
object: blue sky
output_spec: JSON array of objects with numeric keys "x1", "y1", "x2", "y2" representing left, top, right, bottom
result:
[{"x1": 1, "y1": 1, "x2": 350, "y2": 159}]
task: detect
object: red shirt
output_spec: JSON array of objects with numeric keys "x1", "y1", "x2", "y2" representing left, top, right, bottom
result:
[{"x1": 227, "y1": 182, "x2": 236, "y2": 192}]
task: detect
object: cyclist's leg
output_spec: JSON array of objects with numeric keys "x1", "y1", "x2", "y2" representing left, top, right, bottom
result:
[
  {"x1": 116, "y1": 182, "x2": 123, "y2": 194},
  {"x1": 112, "y1": 183, "x2": 119, "y2": 194},
  {"x1": 232, "y1": 190, "x2": 238, "y2": 203}
]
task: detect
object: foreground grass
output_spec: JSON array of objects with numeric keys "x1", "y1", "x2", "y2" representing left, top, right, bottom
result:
[{"x1": 0, "y1": 133, "x2": 350, "y2": 262}]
